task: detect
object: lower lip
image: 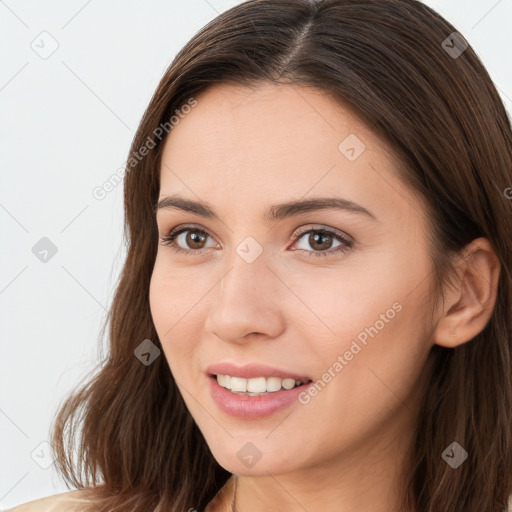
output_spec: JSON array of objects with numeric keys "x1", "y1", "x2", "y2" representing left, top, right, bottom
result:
[{"x1": 208, "y1": 374, "x2": 312, "y2": 419}]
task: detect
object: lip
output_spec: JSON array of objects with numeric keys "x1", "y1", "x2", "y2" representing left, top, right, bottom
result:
[
  {"x1": 206, "y1": 362, "x2": 312, "y2": 382},
  {"x1": 207, "y1": 374, "x2": 313, "y2": 418}
]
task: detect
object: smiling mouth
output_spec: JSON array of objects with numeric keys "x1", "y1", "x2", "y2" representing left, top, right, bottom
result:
[{"x1": 209, "y1": 373, "x2": 313, "y2": 396}]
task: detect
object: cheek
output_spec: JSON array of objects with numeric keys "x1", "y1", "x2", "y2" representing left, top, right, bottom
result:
[
  {"x1": 150, "y1": 252, "x2": 218, "y2": 313},
  {"x1": 294, "y1": 254, "x2": 433, "y2": 405},
  {"x1": 149, "y1": 258, "x2": 198, "y2": 330},
  {"x1": 313, "y1": 290, "x2": 432, "y2": 427},
  {"x1": 298, "y1": 305, "x2": 430, "y2": 462},
  {"x1": 149, "y1": 267, "x2": 170, "y2": 334},
  {"x1": 149, "y1": 263, "x2": 203, "y2": 375},
  {"x1": 278, "y1": 262, "x2": 405, "y2": 363}
]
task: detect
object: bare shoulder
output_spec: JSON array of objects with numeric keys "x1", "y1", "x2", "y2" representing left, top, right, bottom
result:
[{"x1": 6, "y1": 489, "x2": 96, "y2": 512}]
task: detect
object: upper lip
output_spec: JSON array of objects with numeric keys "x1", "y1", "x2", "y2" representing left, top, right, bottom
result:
[{"x1": 206, "y1": 362, "x2": 313, "y2": 382}]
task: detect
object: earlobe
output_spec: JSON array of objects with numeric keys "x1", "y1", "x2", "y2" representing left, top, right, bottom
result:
[{"x1": 433, "y1": 237, "x2": 501, "y2": 349}]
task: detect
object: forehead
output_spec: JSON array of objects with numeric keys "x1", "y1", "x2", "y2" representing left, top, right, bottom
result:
[
  {"x1": 158, "y1": 82, "x2": 426, "y2": 227},
  {"x1": 162, "y1": 82, "x2": 386, "y2": 165}
]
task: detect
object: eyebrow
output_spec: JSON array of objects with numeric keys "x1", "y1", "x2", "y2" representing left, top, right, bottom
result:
[{"x1": 156, "y1": 194, "x2": 379, "y2": 223}]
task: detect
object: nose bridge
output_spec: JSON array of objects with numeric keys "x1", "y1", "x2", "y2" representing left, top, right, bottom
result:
[
  {"x1": 215, "y1": 223, "x2": 269, "y2": 294},
  {"x1": 204, "y1": 241, "x2": 283, "y2": 341},
  {"x1": 216, "y1": 240, "x2": 269, "y2": 308}
]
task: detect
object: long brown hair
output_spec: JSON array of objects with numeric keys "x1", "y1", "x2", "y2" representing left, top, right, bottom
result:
[{"x1": 50, "y1": 0, "x2": 512, "y2": 510}]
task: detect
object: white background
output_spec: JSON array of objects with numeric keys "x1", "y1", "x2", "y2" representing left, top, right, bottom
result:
[{"x1": 1, "y1": 0, "x2": 511, "y2": 508}]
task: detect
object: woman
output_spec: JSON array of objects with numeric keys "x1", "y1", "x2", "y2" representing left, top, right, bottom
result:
[{"x1": 10, "y1": 0, "x2": 512, "y2": 510}]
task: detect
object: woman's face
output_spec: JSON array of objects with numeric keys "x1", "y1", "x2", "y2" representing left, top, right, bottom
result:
[{"x1": 149, "y1": 82, "x2": 437, "y2": 477}]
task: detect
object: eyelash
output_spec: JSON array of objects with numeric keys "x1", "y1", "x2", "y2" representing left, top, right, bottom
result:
[{"x1": 159, "y1": 223, "x2": 353, "y2": 259}]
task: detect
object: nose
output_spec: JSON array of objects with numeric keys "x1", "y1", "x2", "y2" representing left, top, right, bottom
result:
[{"x1": 204, "y1": 252, "x2": 285, "y2": 345}]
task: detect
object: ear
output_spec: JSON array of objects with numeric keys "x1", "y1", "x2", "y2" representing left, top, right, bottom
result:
[{"x1": 433, "y1": 237, "x2": 501, "y2": 348}]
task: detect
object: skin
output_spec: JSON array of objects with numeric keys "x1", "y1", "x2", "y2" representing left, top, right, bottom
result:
[{"x1": 149, "y1": 82, "x2": 501, "y2": 512}]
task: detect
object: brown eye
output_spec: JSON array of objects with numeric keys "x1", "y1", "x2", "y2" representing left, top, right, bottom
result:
[
  {"x1": 184, "y1": 230, "x2": 208, "y2": 249},
  {"x1": 292, "y1": 227, "x2": 353, "y2": 258},
  {"x1": 160, "y1": 226, "x2": 217, "y2": 255},
  {"x1": 307, "y1": 231, "x2": 334, "y2": 251}
]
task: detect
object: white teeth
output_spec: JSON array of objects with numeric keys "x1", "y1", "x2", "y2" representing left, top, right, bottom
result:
[
  {"x1": 281, "y1": 378, "x2": 296, "y2": 390},
  {"x1": 217, "y1": 374, "x2": 231, "y2": 388},
  {"x1": 266, "y1": 376, "x2": 282, "y2": 392},
  {"x1": 247, "y1": 377, "x2": 267, "y2": 393},
  {"x1": 215, "y1": 374, "x2": 306, "y2": 394},
  {"x1": 230, "y1": 376, "x2": 248, "y2": 392}
]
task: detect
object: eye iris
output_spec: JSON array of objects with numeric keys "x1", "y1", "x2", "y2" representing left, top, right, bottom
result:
[
  {"x1": 187, "y1": 231, "x2": 207, "y2": 249},
  {"x1": 309, "y1": 232, "x2": 333, "y2": 251}
]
